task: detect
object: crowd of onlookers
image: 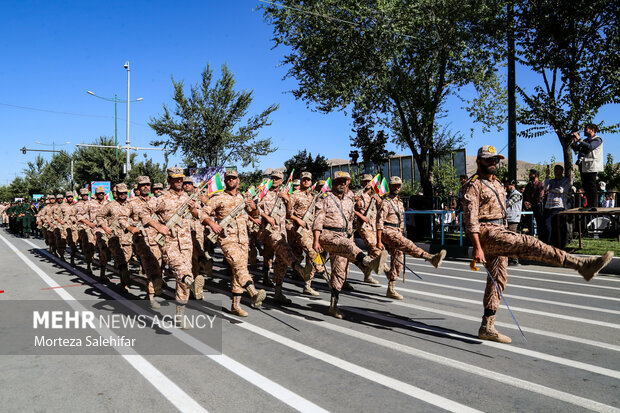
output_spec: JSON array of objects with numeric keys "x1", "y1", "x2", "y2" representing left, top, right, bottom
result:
[{"x1": 426, "y1": 167, "x2": 616, "y2": 258}]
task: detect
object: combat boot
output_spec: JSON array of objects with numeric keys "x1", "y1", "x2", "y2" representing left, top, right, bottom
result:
[
  {"x1": 230, "y1": 296, "x2": 248, "y2": 317},
  {"x1": 247, "y1": 284, "x2": 266, "y2": 308},
  {"x1": 175, "y1": 304, "x2": 192, "y2": 330},
  {"x1": 360, "y1": 249, "x2": 389, "y2": 275},
  {"x1": 273, "y1": 284, "x2": 292, "y2": 305},
  {"x1": 302, "y1": 280, "x2": 319, "y2": 296},
  {"x1": 148, "y1": 293, "x2": 161, "y2": 309},
  {"x1": 249, "y1": 247, "x2": 258, "y2": 265},
  {"x1": 362, "y1": 264, "x2": 380, "y2": 284},
  {"x1": 478, "y1": 315, "x2": 511, "y2": 343},
  {"x1": 564, "y1": 251, "x2": 614, "y2": 281},
  {"x1": 193, "y1": 274, "x2": 205, "y2": 300},
  {"x1": 342, "y1": 280, "x2": 354, "y2": 291},
  {"x1": 262, "y1": 270, "x2": 275, "y2": 288},
  {"x1": 328, "y1": 293, "x2": 343, "y2": 319},
  {"x1": 386, "y1": 281, "x2": 403, "y2": 300},
  {"x1": 99, "y1": 267, "x2": 109, "y2": 283},
  {"x1": 119, "y1": 265, "x2": 131, "y2": 292},
  {"x1": 423, "y1": 249, "x2": 446, "y2": 268},
  {"x1": 70, "y1": 255, "x2": 75, "y2": 267},
  {"x1": 86, "y1": 261, "x2": 92, "y2": 274}
]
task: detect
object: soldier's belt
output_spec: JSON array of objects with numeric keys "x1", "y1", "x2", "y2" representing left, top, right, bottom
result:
[
  {"x1": 323, "y1": 226, "x2": 347, "y2": 232},
  {"x1": 479, "y1": 219, "x2": 506, "y2": 226},
  {"x1": 384, "y1": 222, "x2": 400, "y2": 228}
]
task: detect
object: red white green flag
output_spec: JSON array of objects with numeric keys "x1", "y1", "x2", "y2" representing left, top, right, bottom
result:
[
  {"x1": 311, "y1": 182, "x2": 317, "y2": 191},
  {"x1": 207, "y1": 172, "x2": 225, "y2": 196},
  {"x1": 321, "y1": 177, "x2": 332, "y2": 193},
  {"x1": 258, "y1": 179, "x2": 273, "y2": 200},
  {"x1": 285, "y1": 169, "x2": 295, "y2": 194},
  {"x1": 369, "y1": 174, "x2": 381, "y2": 193},
  {"x1": 377, "y1": 177, "x2": 389, "y2": 196},
  {"x1": 247, "y1": 186, "x2": 257, "y2": 197}
]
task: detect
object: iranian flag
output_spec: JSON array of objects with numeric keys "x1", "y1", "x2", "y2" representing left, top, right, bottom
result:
[
  {"x1": 377, "y1": 177, "x2": 389, "y2": 196},
  {"x1": 370, "y1": 173, "x2": 382, "y2": 194},
  {"x1": 258, "y1": 179, "x2": 273, "y2": 200},
  {"x1": 207, "y1": 172, "x2": 225, "y2": 196},
  {"x1": 321, "y1": 177, "x2": 332, "y2": 193},
  {"x1": 247, "y1": 186, "x2": 257, "y2": 198},
  {"x1": 311, "y1": 182, "x2": 317, "y2": 191},
  {"x1": 285, "y1": 169, "x2": 295, "y2": 194}
]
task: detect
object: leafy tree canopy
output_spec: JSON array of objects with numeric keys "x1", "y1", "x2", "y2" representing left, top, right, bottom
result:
[
  {"x1": 284, "y1": 150, "x2": 330, "y2": 181},
  {"x1": 149, "y1": 63, "x2": 279, "y2": 169}
]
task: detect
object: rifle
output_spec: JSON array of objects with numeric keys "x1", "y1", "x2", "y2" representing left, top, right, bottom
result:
[
  {"x1": 206, "y1": 198, "x2": 248, "y2": 244},
  {"x1": 360, "y1": 196, "x2": 377, "y2": 231},
  {"x1": 264, "y1": 185, "x2": 285, "y2": 234},
  {"x1": 154, "y1": 179, "x2": 209, "y2": 247},
  {"x1": 296, "y1": 193, "x2": 321, "y2": 236}
]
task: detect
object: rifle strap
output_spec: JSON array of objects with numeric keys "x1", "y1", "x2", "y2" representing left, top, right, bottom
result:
[
  {"x1": 386, "y1": 197, "x2": 402, "y2": 229},
  {"x1": 328, "y1": 193, "x2": 351, "y2": 238}
]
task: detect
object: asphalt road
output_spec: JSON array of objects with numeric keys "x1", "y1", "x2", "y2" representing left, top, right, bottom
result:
[{"x1": 0, "y1": 226, "x2": 618, "y2": 413}]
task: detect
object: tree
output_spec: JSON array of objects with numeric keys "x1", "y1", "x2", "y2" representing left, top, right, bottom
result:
[
  {"x1": 262, "y1": 0, "x2": 506, "y2": 196},
  {"x1": 349, "y1": 109, "x2": 394, "y2": 174},
  {"x1": 127, "y1": 155, "x2": 167, "y2": 188},
  {"x1": 432, "y1": 156, "x2": 460, "y2": 199},
  {"x1": 23, "y1": 155, "x2": 48, "y2": 196},
  {"x1": 238, "y1": 170, "x2": 265, "y2": 193},
  {"x1": 283, "y1": 150, "x2": 330, "y2": 181},
  {"x1": 73, "y1": 137, "x2": 137, "y2": 187},
  {"x1": 149, "y1": 63, "x2": 279, "y2": 169},
  {"x1": 598, "y1": 154, "x2": 620, "y2": 191},
  {"x1": 39, "y1": 151, "x2": 73, "y2": 193},
  {"x1": 515, "y1": 0, "x2": 620, "y2": 181}
]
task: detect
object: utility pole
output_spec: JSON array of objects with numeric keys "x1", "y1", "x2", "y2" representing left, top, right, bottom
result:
[{"x1": 507, "y1": 0, "x2": 517, "y2": 182}]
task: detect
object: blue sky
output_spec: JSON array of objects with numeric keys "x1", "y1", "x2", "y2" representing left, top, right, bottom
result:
[{"x1": 1, "y1": 0, "x2": 617, "y2": 186}]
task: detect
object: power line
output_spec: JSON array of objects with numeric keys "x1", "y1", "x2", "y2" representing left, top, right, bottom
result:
[{"x1": 0, "y1": 102, "x2": 149, "y2": 127}]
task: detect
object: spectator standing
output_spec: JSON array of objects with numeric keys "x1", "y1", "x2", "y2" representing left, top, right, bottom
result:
[
  {"x1": 543, "y1": 165, "x2": 571, "y2": 246},
  {"x1": 523, "y1": 169, "x2": 545, "y2": 239},
  {"x1": 504, "y1": 179, "x2": 522, "y2": 266},
  {"x1": 572, "y1": 123, "x2": 604, "y2": 210}
]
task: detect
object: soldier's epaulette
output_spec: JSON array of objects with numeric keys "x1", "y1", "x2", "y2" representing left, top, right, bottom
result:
[
  {"x1": 469, "y1": 174, "x2": 479, "y2": 183},
  {"x1": 321, "y1": 192, "x2": 329, "y2": 198}
]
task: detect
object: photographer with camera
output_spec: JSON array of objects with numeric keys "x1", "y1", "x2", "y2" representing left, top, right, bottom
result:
[{"x1": 571, "y1": 123, "x2": 604, "y2": 210}]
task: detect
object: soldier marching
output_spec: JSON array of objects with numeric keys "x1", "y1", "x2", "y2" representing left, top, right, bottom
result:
[{"x1": 2, "y1": 154, "x2": 612, "y2": 340}]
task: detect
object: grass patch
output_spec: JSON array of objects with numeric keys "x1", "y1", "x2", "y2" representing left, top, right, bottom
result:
[{"x1": 565, "y1": 237, "x2": 620, "y2": 255}]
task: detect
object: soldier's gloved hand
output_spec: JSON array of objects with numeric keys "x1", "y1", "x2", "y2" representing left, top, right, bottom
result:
[{"x1": 472, "y1": 246, "x2": 486, "y2": 264}]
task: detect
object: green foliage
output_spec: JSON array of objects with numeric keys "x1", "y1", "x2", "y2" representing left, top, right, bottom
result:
[
  {"x1": 73, "y1": 137, "x2": 137, "y2": 187},
  {"x1": 432, "y1": 157, "x2": 460, "y2": 199},
  {"x1": 127, "y1": 154, "x2": 167, "y2": 188},
  {"x1": 515, "y1": 0, "x2": 620, "y2": 180},
  {"x1": 598, "y1": 154, "x2": 620, "y2": 191},
  {"x1": 149, "y1": 63, "x2": 279, "y2": 168},
  {"x1": 262, "y1": 0, "x2": 506, "y2": 196},
  {"x1": 350, "y1": 109, "x2": 393, "y2": 174},
  {"x1": 238, "y1": 170, "x2": 265, "y2": 193},
  {"x1": 399, "y1": 180, "x2": 422, "y2": 197},
  {"x1": 283, "y1": 150, "x2": 330, "y2": 182}
]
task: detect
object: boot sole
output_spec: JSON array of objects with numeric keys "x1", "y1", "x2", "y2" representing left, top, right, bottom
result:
[
  {"x1": 581, "y1": 251, "x2": 614, "y2": 281},
  {"x1": 376, "y1": 250, "x2": 389, "y2": 275},
  {"x1": 432, "y1": 250, "x2": 447, "y2": 268},
  {"x1": 252, "y1": 290, "x2": 267, "y2": 308},
  {"x1": 193, "y1": 275, "x2": 205, "y2": 300}
]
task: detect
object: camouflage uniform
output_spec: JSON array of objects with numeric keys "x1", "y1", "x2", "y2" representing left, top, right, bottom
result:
[
  {"x1": 125, "y1": 191, "x2": 163, "y2": 296},
  {"x1": 258, "y1": 186, "x2": 298, "y2": 285},
  {"x1": 74, "y1": 189, "x2": 93, "y2": 269},
  {"x1": 289, "y1": 186, "x2": 324, "y2": 278},
  {"x1": 60, "y1": 192, "x2": 79, "y2": 265},
  {"x1": 86, "y1": 189, "x2": 109, "y2": 274},
  {"x1": 51, "y1": 195, "x2": 67, "y2": 259},
  {"x1": 463, "y1": 145, "x2": 614, "y2": 344},
  {"x1": 147, "y1": 179, "x2": 195, "y2": 305},
  {"x1": 97, "y1": 185, "x2": 133, "y2": 288},
  {"x1": 313, "y1": 171, "x2": 388, "y2": 319}
]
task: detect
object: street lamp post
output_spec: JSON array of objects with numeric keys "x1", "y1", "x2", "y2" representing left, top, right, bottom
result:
[{"x1": 124, "y1": 61, "x2": 131, "y2": 174}]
